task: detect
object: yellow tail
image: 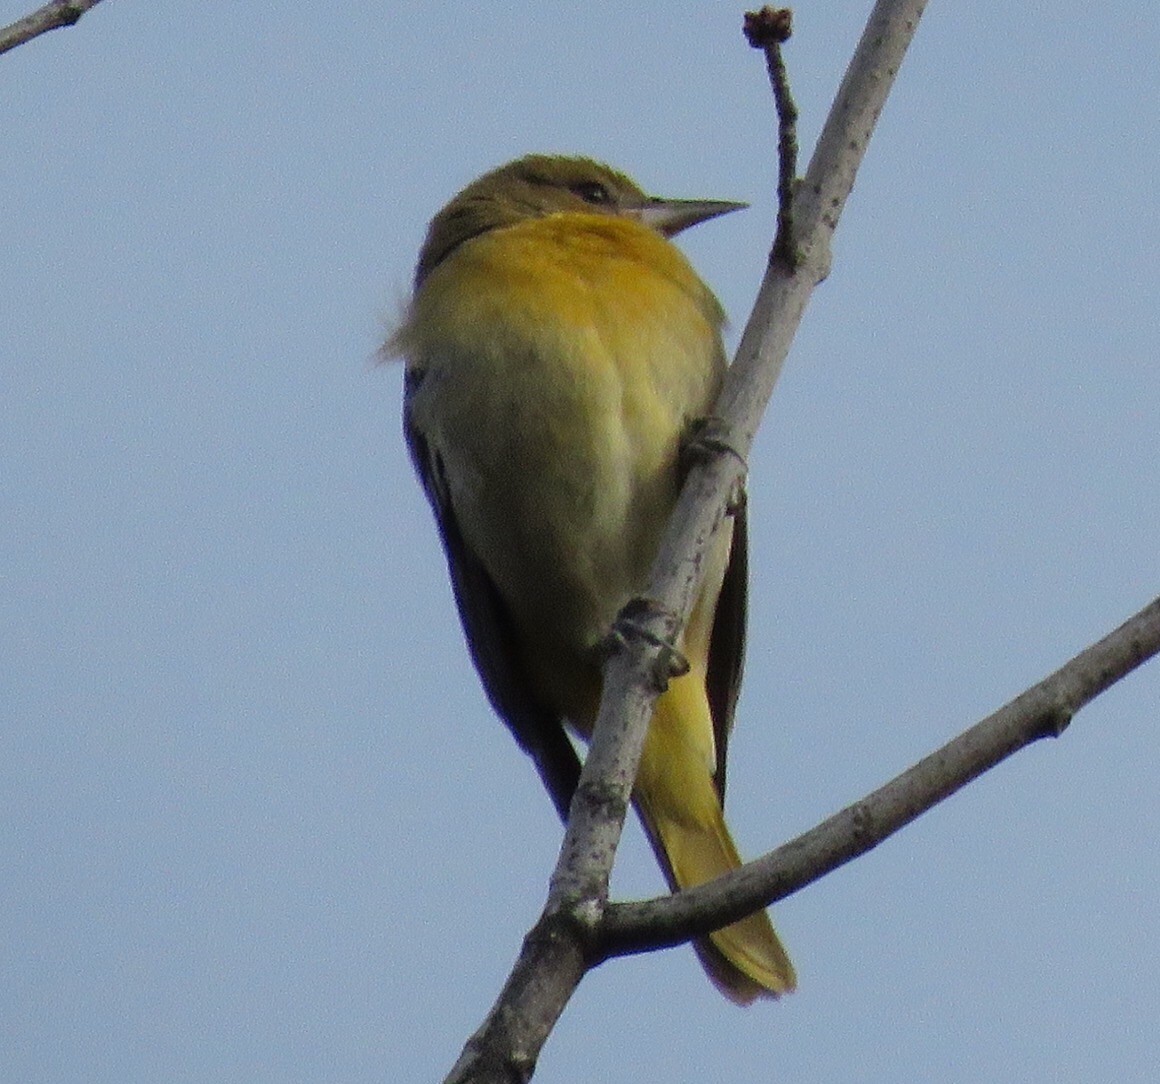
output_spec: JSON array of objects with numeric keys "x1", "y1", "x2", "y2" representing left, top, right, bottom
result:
[{"x1": 634, "y1": 673, "x2": 796, "y2": 1005}]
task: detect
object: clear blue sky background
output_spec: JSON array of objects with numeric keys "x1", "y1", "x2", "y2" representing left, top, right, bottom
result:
[{"x1": 4, "y1": 3, "x2": 1158, "y2": 1081}]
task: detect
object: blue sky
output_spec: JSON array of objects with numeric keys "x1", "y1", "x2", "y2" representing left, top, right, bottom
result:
[{"x1": 3, "y1": 2, "x2": 1158, "y2": 1081}]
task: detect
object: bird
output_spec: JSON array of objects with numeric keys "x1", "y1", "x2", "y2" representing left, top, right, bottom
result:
[{"x1": 387, "y1": 154, "x2": 795, "y2": 1003}]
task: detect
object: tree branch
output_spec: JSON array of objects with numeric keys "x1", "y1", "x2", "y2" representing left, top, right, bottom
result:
[
  {"x1": 0, "y1": 0, "x2": 105, "y2": 57},
  {"x1": 600, "y1": 595, "x2": 1160, "y2": 955},
  {"x1": 550, "y1": 0, "x2": 930, "y2": 930},
  {"x1": 444, "y1": 2, "x2": 930, "y2": 1080}
]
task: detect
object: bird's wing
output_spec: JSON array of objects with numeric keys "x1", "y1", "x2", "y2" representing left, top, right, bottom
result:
[
  {"x1": 403, "y1": 370, "x2": 582, "y2": 823},
  {"x1": 705, "y1": 500, "x2": 748, "y2": 800}
]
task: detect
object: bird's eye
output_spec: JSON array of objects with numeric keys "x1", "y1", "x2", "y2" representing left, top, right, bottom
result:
[{"x1": 571, "y1": 181, "x2": 611, "y2": 205}]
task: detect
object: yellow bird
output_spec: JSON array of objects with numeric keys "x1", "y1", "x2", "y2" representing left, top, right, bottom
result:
[{"x1": 389, "y1": 154, "x2": 795, "y2": 1003}]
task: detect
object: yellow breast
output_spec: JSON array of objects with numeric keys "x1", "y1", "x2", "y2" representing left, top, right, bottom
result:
[{"x1": 398, "y1": 211, "x2": 727, "y2": 687}]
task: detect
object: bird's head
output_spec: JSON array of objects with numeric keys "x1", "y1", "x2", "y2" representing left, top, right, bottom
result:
[{"x1": 414, "y1": 154, "x2": 746, "y2": 286}]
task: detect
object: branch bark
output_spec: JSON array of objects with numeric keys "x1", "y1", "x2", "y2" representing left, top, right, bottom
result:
[
  {"x1": 0, "y1": 0, "x2": 105, "y2": 57},
  {"x1": 445, "y1": 2, "x2": 930, "y2": 1080}
]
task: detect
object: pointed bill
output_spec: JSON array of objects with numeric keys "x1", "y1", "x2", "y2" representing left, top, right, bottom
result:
[{"x1": 634, "y1": 197, "x2": 748, "y2": 237}]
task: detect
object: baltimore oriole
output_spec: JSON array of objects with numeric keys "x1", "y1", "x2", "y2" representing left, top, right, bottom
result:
[{"x1": 389, "y1": 155, "x2": 794, "y2": 1003}]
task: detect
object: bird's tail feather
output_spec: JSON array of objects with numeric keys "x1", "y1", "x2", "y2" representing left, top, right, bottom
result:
[
  {"x1": 634, "y1": 680, "x2": 796, "y2": 1004},
  {"x1": 649, "y1": 799, "x2": 796, "y2": 1004}
]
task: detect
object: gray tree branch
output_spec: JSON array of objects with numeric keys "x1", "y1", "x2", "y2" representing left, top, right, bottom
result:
[
  {"x1": 0, "y1": 0, "x2": 106, "y2": 56},
  {"x1": 601, "y1": 595, "x2": 1160, "y2": 956}
]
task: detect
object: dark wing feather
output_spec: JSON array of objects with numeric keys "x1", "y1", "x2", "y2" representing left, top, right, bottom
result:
[
  {"x1": 705, "y1": 500, "x2": 748, "y2": 800},
  {"x1": 404, "y1": 370, "x2": 582, "y2": 822}
]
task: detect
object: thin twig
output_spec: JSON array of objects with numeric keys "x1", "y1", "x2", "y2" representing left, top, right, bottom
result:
[
  {"x1": 600, "y1": 595, "x2": 1160, "y2": 955},
  {"x1": 0, "y1": 0, "x2": 105, "y2": 56},
  {"x1": 744, "y1": 7, "x2": 800, "y2": 266}
]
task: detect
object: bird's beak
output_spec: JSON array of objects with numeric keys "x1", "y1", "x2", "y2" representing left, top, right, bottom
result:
[{"x1": 634, "y1": 197, "x2": 748, "y2": 237}]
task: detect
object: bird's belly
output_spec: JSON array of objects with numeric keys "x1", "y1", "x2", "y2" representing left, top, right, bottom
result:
[
  {"x1": 404, "y1": 223, "x2": 724, "y2": 718},
  {"x1": 440, "y1": 346, "x2": 675, "y2": 664}
]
